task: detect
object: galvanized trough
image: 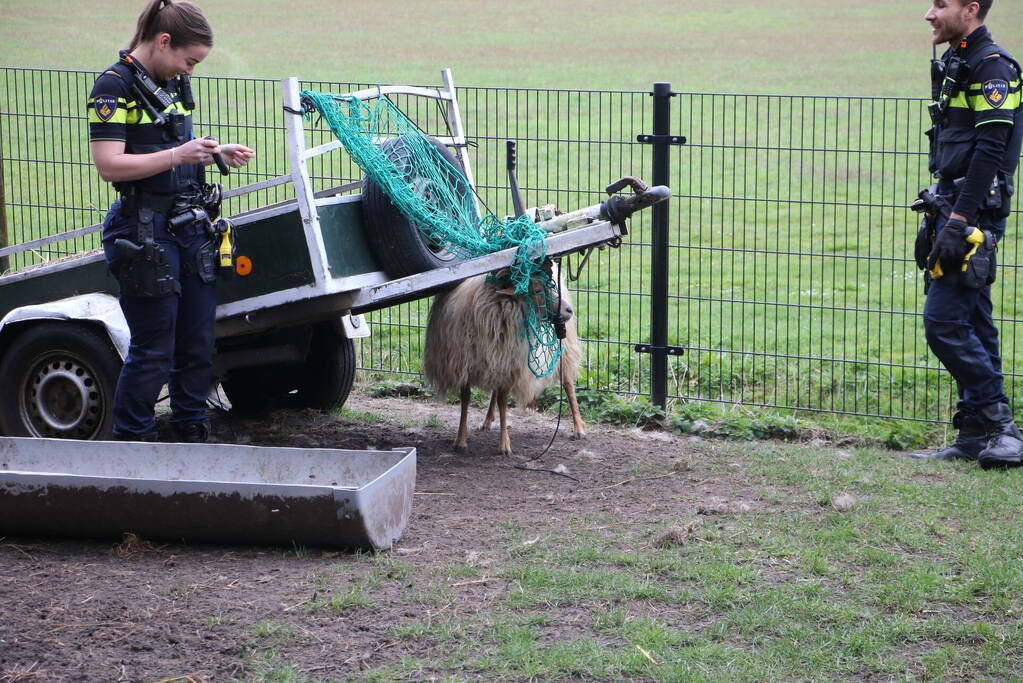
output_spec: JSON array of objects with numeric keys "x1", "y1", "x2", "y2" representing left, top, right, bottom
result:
[{"x1": 0, "y1": 437, "x2": 416, "y2": 550}]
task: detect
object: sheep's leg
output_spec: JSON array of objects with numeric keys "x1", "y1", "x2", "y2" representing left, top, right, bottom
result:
[
  {"x1": 454, "y1": 385, "x2": 471, "y2": 452},
  {"x1": 480, "y1": 391, "x2": 497, "y2": 431},
  {"x1": 497, "y1": 387, "x2": 512, "y2": 456},
  {"x1": 563, "y1": 376, "x2": 587, "y2": 440}
]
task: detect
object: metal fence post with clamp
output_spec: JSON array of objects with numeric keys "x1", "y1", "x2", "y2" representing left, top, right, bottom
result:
[{"x1": 635, "y1": 82, "x2": 687, "y2": 411}]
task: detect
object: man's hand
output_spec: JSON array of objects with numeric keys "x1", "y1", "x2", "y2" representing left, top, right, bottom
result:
[{"x1": 927, "y1": 217, "x2": 971, "y2": 274}]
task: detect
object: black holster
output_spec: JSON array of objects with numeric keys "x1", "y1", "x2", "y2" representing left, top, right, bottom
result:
[
  {"x1": 186, "y1": 239, "x2": 219, "y2": 284},
  {"x1": 960, "y1": 230, "x2": 998, "y2": 289},
  {"x1": 915, "y1": 213, "x2": 936, "y2": 271},
  {"x1": 113, "y1": 208, "x2": 180, "y2": 298}
]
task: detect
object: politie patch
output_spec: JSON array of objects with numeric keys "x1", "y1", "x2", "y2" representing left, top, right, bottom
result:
[
  {"x1": 93, "y1": 95, "x2": 118, "y2": 122},
  {"x1": 982, "y1": 79, "x2": 1009, "y2": 108}
]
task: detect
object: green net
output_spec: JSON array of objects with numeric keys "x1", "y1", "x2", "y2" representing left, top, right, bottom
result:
[{"x1": 300, "y1": 89, "x2": 562, "y2": 377}]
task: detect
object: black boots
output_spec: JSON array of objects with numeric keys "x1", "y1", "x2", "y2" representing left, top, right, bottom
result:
[
  {"x1": 977, "y1": 403, "x2": 1023, "y2": 469},
  {"x1": 911, "y1": 403, "x2": 1023, "y2": 468},
  {"x1": 172, "y1": 421, "x2": 211, "y2": 444},
  {"x1": 911, "y1": 409, "x2": 987, "y2": 461}
]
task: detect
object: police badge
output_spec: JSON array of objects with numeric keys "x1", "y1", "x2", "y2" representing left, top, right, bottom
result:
[
  {"x1": 982, "y1": 79, "x2": 1008, "y2": 108},
  {"x1": 93, "y1": 95, "x2": 118, "y2": 122}
]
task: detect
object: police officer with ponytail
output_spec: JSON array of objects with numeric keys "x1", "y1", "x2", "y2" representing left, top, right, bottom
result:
[
  {"x1": 88, "y1": 0, "x2": 254, "y2": 442},
  {"x1": 912, "y1": 0, "x2": 1023, "y2": 467}
]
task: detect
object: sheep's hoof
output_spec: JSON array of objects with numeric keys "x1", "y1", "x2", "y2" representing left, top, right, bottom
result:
[
  {"x1": 499, "y1": 448, "x2": 512, "y2": 457},
  {"x1": 570, "y1": 432, "x2": 586, "y2": 441},
  {"x1": 452, "y1": 442, "x2": 469, "y2": 453},
  {"x1": 478, "y1": 423, "x2": 493, "y2": 432}
]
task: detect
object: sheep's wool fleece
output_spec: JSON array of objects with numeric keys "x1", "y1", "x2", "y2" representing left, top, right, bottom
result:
[{"x1": 424, "y1": 276, "x2": 544, "y2": 403}]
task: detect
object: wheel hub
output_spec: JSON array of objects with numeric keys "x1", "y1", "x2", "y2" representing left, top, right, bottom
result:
[{"x1": 22, "y1": 358, "x2": 104, "y2": 438}]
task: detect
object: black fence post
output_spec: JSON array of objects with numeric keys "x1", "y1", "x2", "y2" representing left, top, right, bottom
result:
[
  {"x1": 636, "y1": 83, "x2": 685, "y2": 411},
  {"x1": 0, "y1": 133, "x2": 8, "y2": 274}
]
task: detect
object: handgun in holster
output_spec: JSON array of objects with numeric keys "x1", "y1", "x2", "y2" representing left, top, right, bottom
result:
[{"x1": 112, "y1": 237, "x2": 180, "y2": 297}]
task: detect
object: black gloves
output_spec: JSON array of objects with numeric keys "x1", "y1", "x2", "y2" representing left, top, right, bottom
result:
[{"x1": 927, "y1": 218, "x2": 971, "y2": 273}]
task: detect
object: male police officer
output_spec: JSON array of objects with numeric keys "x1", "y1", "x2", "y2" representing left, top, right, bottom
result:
[{"x1": 913, "y1": 0, "x2": 1023, "y2": 467}]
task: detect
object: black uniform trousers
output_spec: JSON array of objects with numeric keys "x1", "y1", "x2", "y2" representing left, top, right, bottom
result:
[
  {"x1": 923, "y1": 213, "x2": 1008, "y2": 410},
  {"x1": 102, "y1": 201, "x2": 218, "y2": 438}
]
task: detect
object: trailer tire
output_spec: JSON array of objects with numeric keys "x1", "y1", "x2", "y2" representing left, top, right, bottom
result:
[
  {"x1": 221, "y1": 324, "x2": 355, "y2": 413},
  {"x1": 294, "y1": 324, "x2": 356, "y2": 410},
  {"x1": 220, "y1": 366, "x2": 288, "y2": 414},
  {"x1": 0, "y1": 322, "x2": 121, "y2": 440},
  {"x1": 362, "y1": 135, "x2": 476, "y2": 278}
]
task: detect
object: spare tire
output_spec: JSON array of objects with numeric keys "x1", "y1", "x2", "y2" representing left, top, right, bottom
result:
[{"x1": 361, "y1": 135, "x2": 477, "y2": 278}]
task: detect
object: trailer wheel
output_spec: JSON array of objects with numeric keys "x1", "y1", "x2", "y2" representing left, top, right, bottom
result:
[
  {"x1": 221, "y1": 324, "x2": 356, "y2": 413},
  {"x1": 294, "y1": 323, "x2": 356, "y2": 410},
  {"x1": 0, "y1": 322, "x2": 121, "y2": 440},
  {"x1": 219, "y1": 366, "x2": 288, "y2": 414},
  {"x1": 362, "y1": 134, "x2": 476, "y2": 278}
]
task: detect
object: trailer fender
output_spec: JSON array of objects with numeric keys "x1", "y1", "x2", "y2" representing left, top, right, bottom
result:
[{"x1": 0, "y1": 293, "x2": 128, "y2": 360}]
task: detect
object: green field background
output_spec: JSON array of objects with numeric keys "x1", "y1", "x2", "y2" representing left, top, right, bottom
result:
[
  {"x1": 3, "y1": 1, "x2": 1023, "y2": 423},
  {"x1": 4, "y1": 0, "x2": 1023, "y2": 94}
]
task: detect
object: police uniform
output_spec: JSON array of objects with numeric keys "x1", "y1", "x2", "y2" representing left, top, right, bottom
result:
[
  {"x1": 918, "y1": 25, "x2": 1023, "y2": 465},
  {"x1": 88, "y1": 55, "x2": 218, "y2": 442}
]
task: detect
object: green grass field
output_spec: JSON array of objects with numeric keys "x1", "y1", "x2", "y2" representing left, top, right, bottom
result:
[{"x1": 3, "y1": 0, "x2": 1023, "y2": 94}]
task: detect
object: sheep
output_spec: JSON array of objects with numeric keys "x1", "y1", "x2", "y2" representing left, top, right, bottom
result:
[{"x1": 422, "y1": 260, "x2": 586, "y2": 455}]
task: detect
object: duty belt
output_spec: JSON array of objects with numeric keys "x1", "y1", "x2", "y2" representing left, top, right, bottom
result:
[{"x1": 119, "y1": 190, "x2": 177, "y2": 215}]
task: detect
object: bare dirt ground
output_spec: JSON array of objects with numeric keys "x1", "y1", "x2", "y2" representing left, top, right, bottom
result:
[{"x1": 0, "y1": 387, "x2": 751, "y2": 682}]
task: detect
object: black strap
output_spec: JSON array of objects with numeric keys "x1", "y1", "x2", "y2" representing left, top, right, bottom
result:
[
  {"x1": 120, "y1": 190, "x2": 177, "y2": 214},
  {"x1": 119, "y1": 51, "x2": 175, "y2": 109}
]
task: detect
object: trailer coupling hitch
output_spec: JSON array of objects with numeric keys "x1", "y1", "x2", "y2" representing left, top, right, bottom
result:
[{"x1": 600, "y1": 177, "x2": 672, "y2": 235}]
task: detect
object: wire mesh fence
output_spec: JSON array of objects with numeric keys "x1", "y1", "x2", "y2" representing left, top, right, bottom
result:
[{"x1": 2, "y1": 67, "x2": 1020, "y2": 422}]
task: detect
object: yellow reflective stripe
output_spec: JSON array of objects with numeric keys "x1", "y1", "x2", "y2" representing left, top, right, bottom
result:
[
  {"x1": 88, "y1": 108, "x2": 127, "y2": 124},
  {"x1": 159, "y1": 100, "x2": 188, "y2": 114},
  {"x1": 963, "y1": 80, "x2": 1021, "y2": 93},
  {"x1": 968, "y1": 89, "x2": 1022, "y2": 111},
  {"x1": 127, "y1": 100, "x2": 186, "y2": 123},
  {"x1": 976, "y1": 118, "x2": 1013, "y2": 126},
  {"x1": 87, "y1": 96, "x2": 131, "y2": 123},
  {"x1": 89, "y1": 96, "x2": 186, "y2": 124}
]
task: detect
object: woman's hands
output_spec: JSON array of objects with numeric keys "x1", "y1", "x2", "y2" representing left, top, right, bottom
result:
[
  {"x1": 173, "y1": 137, "x2": 220, "y2": 166},
  {"x1": 214, "y1": 143, "x2": 256, "y2": 169},
  {"x1": 171, "y1": 139, "x2": 255, "y2": 169},
  {"x1": 90, "y1": 138, "x2": 256, "y2": 183}
]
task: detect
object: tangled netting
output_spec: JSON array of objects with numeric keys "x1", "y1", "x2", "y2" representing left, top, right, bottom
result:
[{"x1": 300, "y1": 89, "x2": 562, "y2": 377}]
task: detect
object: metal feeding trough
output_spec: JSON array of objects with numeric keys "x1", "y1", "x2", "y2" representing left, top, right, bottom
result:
[{"x1": 0, "y1": 437, "x2": 415, "y2": 550}]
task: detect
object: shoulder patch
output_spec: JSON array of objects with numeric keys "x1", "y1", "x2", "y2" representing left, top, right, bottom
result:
[
  {"x1": 92, "y1": 95, "x2": 118, "y2": 122},
  {"x1": 982, "y1": 79, "x2": 1008, "y2": 108}
]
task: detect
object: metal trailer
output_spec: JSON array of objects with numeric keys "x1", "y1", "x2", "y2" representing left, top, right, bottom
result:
[{"x1": 0, "y1": 70, "x2": 660, "y2": 441}]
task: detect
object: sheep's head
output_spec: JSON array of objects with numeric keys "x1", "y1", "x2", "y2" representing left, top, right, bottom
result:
[{"x1": 492, "y1": 261, "x2": 573, "y2": 323}]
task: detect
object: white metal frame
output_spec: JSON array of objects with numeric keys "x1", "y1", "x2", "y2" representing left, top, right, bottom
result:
[{"x1": 214, "y1": 70, "x2": 480, "y2": 322}]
